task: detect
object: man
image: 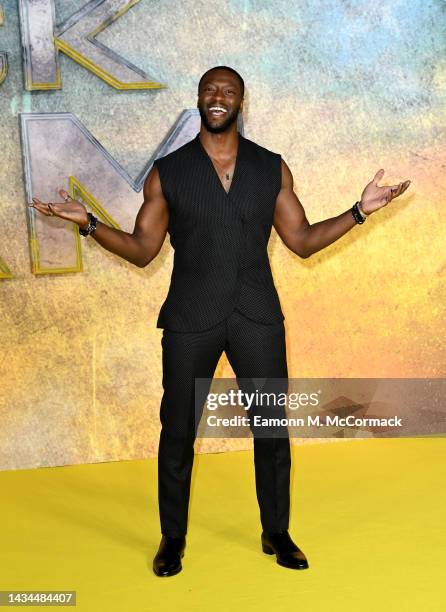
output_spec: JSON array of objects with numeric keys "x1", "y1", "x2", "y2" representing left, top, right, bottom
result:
[{"x1": 30, "y1": 65, "x2": 410, "y2": 578}]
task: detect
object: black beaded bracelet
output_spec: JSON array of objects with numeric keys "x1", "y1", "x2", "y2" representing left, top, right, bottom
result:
[
  {"x1": 351, "y1": 201, "x2": 366, "y2": 225},
  {"x1": 79, "y1": 212, "x2": 98, "y2": 236}
]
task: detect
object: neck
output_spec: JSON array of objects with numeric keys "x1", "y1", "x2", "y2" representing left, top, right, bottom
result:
[{"x1": 199, "y1": 125, "x2": 239, "y2": 159}]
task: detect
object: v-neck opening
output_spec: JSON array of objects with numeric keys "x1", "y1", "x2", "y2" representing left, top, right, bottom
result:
[{"x1": 196, "y1": 132, "x2": 241, "y2": 198}]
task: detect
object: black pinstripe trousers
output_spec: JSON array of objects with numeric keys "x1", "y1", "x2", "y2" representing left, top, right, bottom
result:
[{"x1": 157, "y1": 307, "x2": 291, "y2": 537}]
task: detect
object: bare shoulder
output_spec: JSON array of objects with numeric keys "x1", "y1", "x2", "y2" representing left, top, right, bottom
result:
[
  {"x1": 143, "y1": 163, "x2": 165, "y2": 203},
  {"x1": 280, "y1": 158, "x2": 294, "y2": 189}
]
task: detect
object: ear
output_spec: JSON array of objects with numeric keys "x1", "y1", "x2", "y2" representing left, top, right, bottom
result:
[{"x1": 240, "y1": 99, "x2": 244, "y2": 112}]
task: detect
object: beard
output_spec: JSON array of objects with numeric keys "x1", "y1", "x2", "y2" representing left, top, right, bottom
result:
[{"x1": 198, "y1": 101, "x2": 241, "y2": 133}]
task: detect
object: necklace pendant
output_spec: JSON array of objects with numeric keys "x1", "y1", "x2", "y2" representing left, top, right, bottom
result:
[{"x1": 225, "y1": 173, "x2": 230, "y2": 180}]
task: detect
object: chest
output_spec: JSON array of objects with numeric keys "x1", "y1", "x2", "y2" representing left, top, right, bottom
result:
[
  {"x1": 166, "y1": 153, "x2": 280, "y2": 231},
  {"x1": 207, "y1": 154, "x2": 237, "y2": 194}
]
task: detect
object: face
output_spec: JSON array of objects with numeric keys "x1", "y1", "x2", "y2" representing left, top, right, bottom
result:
[{"x1": 197, "y1": 70, "x2": 244, "y2": 134}]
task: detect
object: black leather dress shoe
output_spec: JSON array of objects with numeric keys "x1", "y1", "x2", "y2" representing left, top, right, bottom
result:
[
  {"x1": 261, "y1": 531, "x2": 309, "y2": 569},
  {"x1": 153, "y1": 535, "x2": 186, "y2": 577}
]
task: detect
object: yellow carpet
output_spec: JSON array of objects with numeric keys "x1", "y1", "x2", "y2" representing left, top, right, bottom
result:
[{"x1": 0, "y1": 438, "x2": 444, "y2": 611}]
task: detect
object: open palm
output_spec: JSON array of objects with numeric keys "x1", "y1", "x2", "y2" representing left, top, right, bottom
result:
[
  {"x1": 29, "y1": 189, "x2": 89, "y2": 227},
  {"x1": 360, "y1": 169, "x2": 411, "y2": 215}
]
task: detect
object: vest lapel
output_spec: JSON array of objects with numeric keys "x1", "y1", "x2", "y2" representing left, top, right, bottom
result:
[{"x1": 226, "y1": 134, "x2": 250, "y2": 214}]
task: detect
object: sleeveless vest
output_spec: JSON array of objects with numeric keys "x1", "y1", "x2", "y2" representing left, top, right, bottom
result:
[{"x1": 153, "y1": 132, "x2": 285, "y2": 332}]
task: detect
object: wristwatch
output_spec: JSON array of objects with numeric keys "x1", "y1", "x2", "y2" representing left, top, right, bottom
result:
[{"x1": 79, "y1": 212, "x2": 98, "y2": 236}]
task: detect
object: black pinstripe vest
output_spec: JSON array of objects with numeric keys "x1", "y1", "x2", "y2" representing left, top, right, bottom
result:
[{"x1": 154, "y1": 132, "x2": 285, "y2": 332}]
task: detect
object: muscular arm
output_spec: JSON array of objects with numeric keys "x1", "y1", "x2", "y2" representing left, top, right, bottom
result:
[
  {"x1": 273, "y1": 159, "x2": 357, "y2": 259},
  {"x1": 87, "y1": 164, "x2": 169, "y2": 268}
]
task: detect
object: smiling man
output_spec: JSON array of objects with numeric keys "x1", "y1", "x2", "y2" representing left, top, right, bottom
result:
[{"x1": 30, "y1": 65, "x2": 410, "y2": 578}]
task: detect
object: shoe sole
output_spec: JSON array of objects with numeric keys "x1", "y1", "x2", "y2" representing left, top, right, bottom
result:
[
  {"x1": 153, "y1": 565, "x2": 183, "y2": 577},
  {"x1": 276, "y1": 559, "x2": 309, "y2": 570}
]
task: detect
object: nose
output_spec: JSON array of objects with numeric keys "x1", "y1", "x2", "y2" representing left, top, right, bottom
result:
[{"x1": 210, "y1": 89, "x2": 225, "y2": 102}]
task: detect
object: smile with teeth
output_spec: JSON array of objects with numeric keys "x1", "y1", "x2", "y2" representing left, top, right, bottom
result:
[{"x1": 208, "y1": 106, "x2": 228, "y2": 116}]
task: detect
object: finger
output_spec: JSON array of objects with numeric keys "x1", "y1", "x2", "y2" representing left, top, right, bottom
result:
[
  {"x1": 48, "y1": 202, "x2": 60, "y2": 215},
  {"x1": 391, "y1": 180, "x2": 410, "y2": 199},
  {"x1": 392, "y1": 182, "x2": 409, "y2": 198},
  {"x1": 395, "y1": 184, "x2": 404, "y2": 197},
  {"x1": 29, "y1": 201, "x2": 45, "y2": 211},
  {"x1": 58, "y1": 189, "x2": 72, "y2": 201},
  {"x1": 401, "y1": 179, "x2": 411, "y2": 192},
  {"x1": 389, "y1": 183, "x2": 402, "y2": 198},
  {"x1": 39, "y1": 201, "x2": 56, "y2": 215},
  {"x1": 31, "y1": 202, "x2": 53, "y2": 216},
  {"x1": 384, "y1": 187, "x2": 393, "y2": 204},
  {"x1": 373, "y1": 169, "x2": 385, "y2": 185}
]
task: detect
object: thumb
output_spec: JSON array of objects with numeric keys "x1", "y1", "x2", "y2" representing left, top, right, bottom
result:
[{"x1": 373, "y1": 169, "x2": 385, "y2": 185}]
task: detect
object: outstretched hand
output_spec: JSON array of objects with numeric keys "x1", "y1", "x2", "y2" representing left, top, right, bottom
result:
[
  {"x1": 360, "y1": 170, "x2": 411, "y2": 215},
  {"x1": 29, "y1": 189, "x2": 89, "y2": 227}
]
